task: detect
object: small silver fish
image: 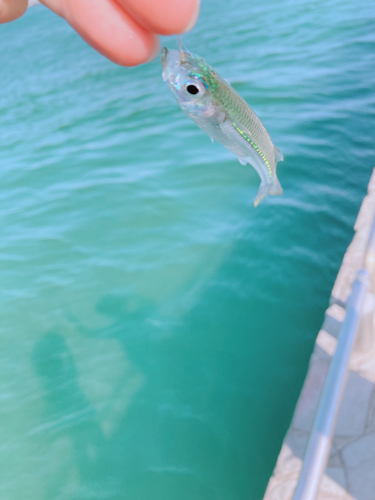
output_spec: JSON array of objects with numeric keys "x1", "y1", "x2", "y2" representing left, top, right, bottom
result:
[{"x1": 161, "y1": 46, "x2": 283, "y2": 207}]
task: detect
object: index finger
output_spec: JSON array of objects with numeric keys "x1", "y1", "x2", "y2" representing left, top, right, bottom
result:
[{"x1": 41, "y1": 0, "x2": 159, "y2": 66}]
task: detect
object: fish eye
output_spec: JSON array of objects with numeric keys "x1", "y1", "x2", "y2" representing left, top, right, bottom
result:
[
  {"x1": 187, "y1": 84, "x2": 199, "y2": 95},
  {"x1": 182, "y1": 76, "x2": 207, "y2": 98}
]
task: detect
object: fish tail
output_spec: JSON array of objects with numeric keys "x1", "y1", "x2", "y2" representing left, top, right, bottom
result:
[
  {"x1": 254, "y1": 177, "x2": 283, "y2": 207},
  {"x1": 269, "y1": 177, "x2": 283, "y2": 196}
]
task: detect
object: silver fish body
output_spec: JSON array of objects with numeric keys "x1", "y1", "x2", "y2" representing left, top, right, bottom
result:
[{"x1": 161, "y1": 47, "x2": 283, "y2": 207}]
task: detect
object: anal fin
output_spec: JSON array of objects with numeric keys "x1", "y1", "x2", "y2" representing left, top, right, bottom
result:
[{"x1": 276, "y1": 147, "x2": 284, "y2": 162}]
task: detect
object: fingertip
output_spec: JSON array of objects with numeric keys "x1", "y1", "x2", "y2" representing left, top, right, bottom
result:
[
  {"x1": 112, "y1": 33, "x2": 159, "y2": 66},
  {"x1": 43, "y1": 0, "x2": 159, "y2": 67},
  {"x1": 180, "y1": 0, "x2": 200, "y2": 34},
  {"x1": 145, "y1": 35, "x2": 161, "y2": 63},
  {"x1": 0, "y1": 0, "x2": 28, "y2": 23},
  {"x1": 117, "y1": 0, "x2": 200, "y2": 36}
]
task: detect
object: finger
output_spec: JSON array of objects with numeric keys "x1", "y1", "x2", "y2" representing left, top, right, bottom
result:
[
  {"x1": 116, "y1": 0, "x2": 200, "y2": 36},
  {"x1": 0, "y1": 0, "x2": 28, "y2": 23},
  {"x1": 40, "y1": 0, "x2": 159, "y2": 66}
]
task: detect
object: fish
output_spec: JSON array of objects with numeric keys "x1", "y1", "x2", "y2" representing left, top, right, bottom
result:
[{"x1": 161, "y1": 46, "x2": 284, "y2": 207}]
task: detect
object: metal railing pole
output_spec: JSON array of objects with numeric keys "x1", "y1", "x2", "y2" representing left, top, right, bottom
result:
[{"x1": 292, "y1": 268, "x2": 369, "y2": 500}]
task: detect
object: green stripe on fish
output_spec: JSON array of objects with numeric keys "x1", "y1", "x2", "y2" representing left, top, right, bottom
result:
[{"x1": 232, "y1": 122, "x2": 272, "y2": 179}]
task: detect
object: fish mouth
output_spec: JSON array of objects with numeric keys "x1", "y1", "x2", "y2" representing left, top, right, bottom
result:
[
  {"x1": 161, "y1": 47, "x2": 182, "y2": 70},
  {"x1": 161, "y1": 47, "x2": 187, "y2": 85},
  {"x1": 161, "y1": 47, "x2": 168, "y2": 71},
  {"x1": 162, "y1": 47, "x2": 181, "y2": 83},
  {"x1": 161, "y1": 47, "x2": 169, "y2": 81}
]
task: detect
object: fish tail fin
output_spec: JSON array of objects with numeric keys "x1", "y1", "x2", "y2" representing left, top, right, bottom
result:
[
  {"x1": 254, "y1": 177, "x2": 283, "y2": 207},
  {"x1": 269, "y1": 177, "x2": 283, "y2": 196},
  {"x1": 254, "y1": 183, "x2": 270, "y2": 207}
]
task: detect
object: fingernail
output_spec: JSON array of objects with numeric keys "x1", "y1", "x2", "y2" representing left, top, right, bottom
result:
[
  {"x1": 181, "y1": 0, "x2": 200, "y2": 34},
  {"x1": 146, "y1": 35, "x2": 161, "y2": 63}
]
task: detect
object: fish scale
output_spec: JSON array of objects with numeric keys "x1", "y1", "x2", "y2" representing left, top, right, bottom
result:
[{"x1": 216, "y1": 82, "x2": 276, "y2": 162}]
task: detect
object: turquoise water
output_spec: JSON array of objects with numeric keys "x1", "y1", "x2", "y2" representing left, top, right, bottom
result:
[{"x1": 1, "y1": 0, "x2": 375, "y2": 498}]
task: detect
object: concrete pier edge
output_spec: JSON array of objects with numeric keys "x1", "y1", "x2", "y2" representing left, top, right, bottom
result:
[{"x1": 263, "y1": 167, "x2": 375, "y2": 500}]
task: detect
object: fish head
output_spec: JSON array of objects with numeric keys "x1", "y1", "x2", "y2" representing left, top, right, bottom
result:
[{"x1": 161, "y1": 47, "x2": 218, "y2": 118}]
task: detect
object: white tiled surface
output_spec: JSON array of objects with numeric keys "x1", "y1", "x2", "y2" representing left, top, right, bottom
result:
[{"x1": 263, "y1": 168, "x2": 375, "y2": 500}]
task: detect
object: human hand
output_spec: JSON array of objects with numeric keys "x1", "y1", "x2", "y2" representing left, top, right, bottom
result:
[{"x1": 0, "y1": 0, "x2": 200, "y2": 66}]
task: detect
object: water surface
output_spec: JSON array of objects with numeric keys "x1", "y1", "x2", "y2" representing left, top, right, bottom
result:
[{"x1": 0, "y1": 0, "x2": 374, "y2": 498}]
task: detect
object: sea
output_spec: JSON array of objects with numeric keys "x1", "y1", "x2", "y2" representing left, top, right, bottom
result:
[{"x1": 0, "y1": 0, "x2": 374, "y2": 498}]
